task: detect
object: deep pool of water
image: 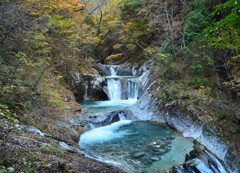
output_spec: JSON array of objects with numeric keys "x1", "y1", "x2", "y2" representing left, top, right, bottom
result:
[
  {"x1": 80, "y1": 100, "x2": 137, "y2": 115},
  {"x1": 79, "y1": 120, "x2": 194, "y2": 173}
]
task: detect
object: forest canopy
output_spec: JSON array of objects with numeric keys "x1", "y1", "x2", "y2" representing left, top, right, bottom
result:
[{"x1": 0, "y1": 0, "x2": 239, "y2": 116}]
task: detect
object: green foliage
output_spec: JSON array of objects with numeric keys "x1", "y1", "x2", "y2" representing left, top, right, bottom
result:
[
  {"x1": 182, "y1": 0, "x2": 215, "y2": 85},
  {"x1": 49, "y1": 15, "x2": 72, "y2": 30},
  {"x1": 123, "y1": 0, "x2": 142, "y2": 6},
  {"x1": 0, "y1": 104, "x2": 17, "y2": 122},
  {"x1": 122, "y1": 0, "x2": 142, "y2": 12},
  {"x1": 126, "y1": 44, "x2": 136, "y2": 50},
  {"x1": 204, "y1": 0, "x2": 240, "y2": 96},
  {"x1": 204, "y1": 0, "x2": 240, "y2": 50},
  {"x1": 0, "y1": 158, "x2": 33, "y2": 173},
  {"x1": 191, "y1": 61, "x2": 203, "y2": 71},
  {"x1": 0, "y1": 56, "x2": 3, "y2": 64},
  {"x1": 0, "y1": 166, "x2": 15, "y2": 173},
  {"x1": 192, "y1": 77, "x2": 208, "y2": 84},
  {"x1": 184, "y1": 0, "x2": 211, "y2": 41},
  {"x1": 158, "y1": 53, "x2": 172, "y2": 66},
  {"x1": 32, "y1": 30, "x2": 51, "y2": 56},
  {"x1": 23, "y1": 158, "x2": 32, "y2": 173},
  {"x1": 157, "y1": 82, "x2": 212, "y2": 107},
  {"x1": 156, "y1": 52, "x2": 177, "y2": 79}
]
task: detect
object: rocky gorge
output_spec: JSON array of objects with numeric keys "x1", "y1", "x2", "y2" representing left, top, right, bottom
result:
[
  {"x1": 0, "y1": 0, "x2": 240, "y2": 172},
  {"x1": 75, "y1": 62, "x2": 240, "y2": 173},
  {"x1": 1, "y1": 60, "x2": 239, "y2": 173}
]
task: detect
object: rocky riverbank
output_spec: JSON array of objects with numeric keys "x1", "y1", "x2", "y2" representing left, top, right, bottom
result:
[
  {"x1": 126, "y1": 79, "x2": 240, "y2": 173},
  {"x1": 0, "y1": 120, "x2": 126, "y2": 173}
]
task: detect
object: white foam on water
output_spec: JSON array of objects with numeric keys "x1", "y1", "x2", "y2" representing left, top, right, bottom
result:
[
  {"x1": 107, "y1": 79, "x2": 122, "y2": 100},
  {"x1": 79, "y1": 120, "x2": 132, "y2": 147},
  {"x1": 88, "y1": 100, "x2": 137, "y2": 108}
]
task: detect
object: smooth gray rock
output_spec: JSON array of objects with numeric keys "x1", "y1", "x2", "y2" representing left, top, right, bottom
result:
[{"x1": 133, "y1": 152, "x2": 145, "y2": 158}]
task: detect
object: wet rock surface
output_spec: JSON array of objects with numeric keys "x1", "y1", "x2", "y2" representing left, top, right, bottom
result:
[
  {"x1": 177, "y1": 142, "x2": 229, "y2": 173},
  {"x1": 86, "y1": 110, "x2": 134, "y2": 129}
]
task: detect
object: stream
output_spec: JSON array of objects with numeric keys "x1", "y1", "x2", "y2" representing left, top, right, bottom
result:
[{"x1": 78, "y1": 64, "x2": 230, "y2": 173}]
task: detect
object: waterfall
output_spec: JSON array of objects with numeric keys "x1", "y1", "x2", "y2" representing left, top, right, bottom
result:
[
  {"x1": 118, "y1": 112, "x2": 126, "y2": 120},
  {"x1": 109, "y1": 66, "x2": 117, "y2": 76},
  {"x1": 107, "y1": 79, "x2": 121, "y2": 100},
  {"x1": 128, "y1": 81, "x2": 138, "y2": 100},
  {"x1": 104, "y1": 65, "x2": 139, "y2": 101},
  {"x1": 105, "y1": 65, "x2": 121, "y2": 100}
]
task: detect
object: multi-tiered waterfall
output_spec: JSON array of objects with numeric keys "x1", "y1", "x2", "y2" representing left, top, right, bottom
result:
[
  {"x1": 79, "y1": 64, "x2": 231, "y2": 173},
  {"x1": 104, "y1": 65, "x2": 138, "y2": 101}
]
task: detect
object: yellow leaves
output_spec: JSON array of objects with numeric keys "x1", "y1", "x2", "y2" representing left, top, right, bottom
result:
[
  {"x1": 106, "y1": 53, "x2": 122, "y2": 60},
  {"x1": 57, "y1": 76, "x2": 64, "y2": 80},
  {"x1": 32, "y1": 32, "x2": 52, "y2": 56},
  {"x1": 143, "y1": 46, "x2": 157, "y2": 56},
  {"x1": 124, "y1": 21, "x2": 135, "y2": 30},
  {"x1": 113, "y1": 44, "x2": 123, "y2": 50},
  {"x1": 58, "y1": 0, "x2": 86, "y2": 12},
  {"x1": 40, "y1": 75, "x2": 64, "y2": 107}
]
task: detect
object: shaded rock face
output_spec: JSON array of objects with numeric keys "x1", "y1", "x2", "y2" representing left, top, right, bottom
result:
[
  {"x1": 72, "y1": 73, "x2": 108, "y2": 101},
  {"x1": 164, "y1": 112, "x2": 239, "y2": 173},
  {"x1": 86, "y1": 110, "x2": 134, "y2": 129},
  {"x1": 178, "y1": 142, "x2": 228, "y2": 173}
]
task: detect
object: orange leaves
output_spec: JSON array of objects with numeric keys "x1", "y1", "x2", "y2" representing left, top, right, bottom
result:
[
  {"x1": 58, "y1": 0, "x2": 86, "y2": 12},
  {"x1": 106, "y1": 53, "x2": 123, "y2": 60}
]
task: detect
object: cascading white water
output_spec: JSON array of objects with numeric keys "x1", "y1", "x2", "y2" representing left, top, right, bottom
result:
[
  {"x1": 107, "y1": 79, "x2": 121, "y2": 100},
  {"x1": 128, "y1": 81, "x2": 138, "y2": 100},
  {"x1": 118, "y1": 112, "x2": 126, "y2": 120},
  {"x1": 106, "y1": 65, "x2": 122, "y2": 100},
  {"x1": 109, "y1": 66, "x2": 117, "y2": 76},
  {"x1": 80, "y1": 64, "x2": 233, "y2": 173},
  {"x1": 105, "y1": 65, "x2": 139, "y2": 101}
]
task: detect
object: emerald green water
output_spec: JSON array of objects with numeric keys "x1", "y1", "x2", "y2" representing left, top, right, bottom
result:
[{"x1": 79, "y1": 120, "x2": 194, "y2": 173}]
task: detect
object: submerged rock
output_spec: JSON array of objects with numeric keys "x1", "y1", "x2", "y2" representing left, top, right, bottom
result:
[
  {"x1": 151, "y1": 157, "x2": 159, "y2": 161},
  {"x1": 133, "y1": 151, "x2": 145, "y2": 158}
]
